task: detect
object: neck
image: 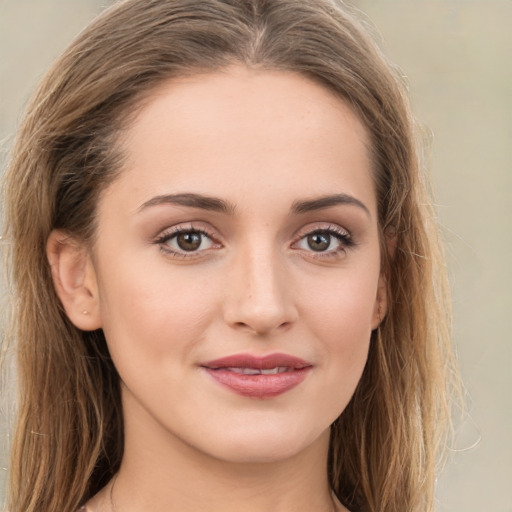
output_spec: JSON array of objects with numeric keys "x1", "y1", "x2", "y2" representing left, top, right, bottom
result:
[
  {"x1": 94, "y1": 393, "x2": 342, "y2": 512},
  {"x1": 114, "y1": 434, "x2": 337, "y2": 512}
]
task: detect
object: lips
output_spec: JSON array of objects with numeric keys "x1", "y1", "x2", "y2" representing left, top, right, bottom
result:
[{"x1": 201, "y1": 353, "x2": 312, "y2": 399}]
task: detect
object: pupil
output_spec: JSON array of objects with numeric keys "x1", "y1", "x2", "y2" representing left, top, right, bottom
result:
[
  {"x1": 177, "y1": 232, "x2": 201, "y2": 251},
  {"x1": 308, "y1": 233, "x2": 330, "y2": 251}
]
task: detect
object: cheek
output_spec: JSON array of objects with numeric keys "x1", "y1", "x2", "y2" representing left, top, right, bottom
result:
[
  {"x1": 297, "y1": 264, "x2": 378, "y2": 396},
  {"x1": 300, "y1": 263, "x2": 378, "y2": 343},
  {"x1": 96, "y1": 257, "x2": 223, "y2": 368}
]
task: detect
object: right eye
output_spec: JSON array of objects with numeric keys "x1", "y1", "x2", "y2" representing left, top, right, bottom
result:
[{"x1": 156, "y1": 227, "x2": 219, "y2": 257}]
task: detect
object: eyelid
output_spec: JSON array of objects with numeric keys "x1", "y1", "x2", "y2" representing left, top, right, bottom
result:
[
  {"x1": 290, "y1": 222, "x2": 355, "y2": 255},
  {"x1": 292, "y1": 222, "x2": 351, "y2": 241},
  {"x1": 152, "y1": 221, "x2": 355, "y2": 260},
  {"x1": 154, "y1": 223, "x2": 222, "y2": 258}
]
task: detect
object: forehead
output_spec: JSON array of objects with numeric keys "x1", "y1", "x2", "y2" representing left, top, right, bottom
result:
[{"x1": 108, "y1": 66, "x2": 376, "y2": 216}]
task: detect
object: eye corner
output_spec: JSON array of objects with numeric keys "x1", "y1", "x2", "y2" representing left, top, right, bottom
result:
[
  {"x1": 290, "y1": 223, "x2": 356, "y2": 259},
  {"x1": 154, "y1": 224, "x2": 223, "y2": 259}
]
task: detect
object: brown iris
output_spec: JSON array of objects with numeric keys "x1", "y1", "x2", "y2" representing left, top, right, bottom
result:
[
  {"x1": 307, "y1": 232, "x2": 330, "y2": 251},
  {"x1": 176, "y1": 231, "x2": 202, "y2": 251}
]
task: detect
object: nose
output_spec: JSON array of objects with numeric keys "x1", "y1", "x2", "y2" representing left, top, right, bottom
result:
[{"x1": 223, "y1": 244, "x2": 298, "y2": 336}]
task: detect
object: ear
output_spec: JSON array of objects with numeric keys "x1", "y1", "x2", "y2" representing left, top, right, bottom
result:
[
  {"x1": 371, "y1": 228, "x2": 396, "y2": 330},
  {"x1": 47, "y1": 230, "x2": 102, "y2": 331},
  {"x1": 371, "y1": 272, "x2": 388, "y2": 330}
]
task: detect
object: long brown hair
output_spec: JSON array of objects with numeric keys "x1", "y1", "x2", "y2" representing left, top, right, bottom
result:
[{"x1": 2, "y1": 1, "x2": 457, "y2": 510}]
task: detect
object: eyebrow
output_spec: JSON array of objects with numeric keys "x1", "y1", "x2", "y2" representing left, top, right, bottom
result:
[
  {"x1": 138, "y1": 193, "x2": 236, "y2": 214},
  {"x1": 138, "y1": 192, "x2": 370, "y2": 217},
  {"x1": 291, "y1": 194, "x2": 371, "y2": 217}
]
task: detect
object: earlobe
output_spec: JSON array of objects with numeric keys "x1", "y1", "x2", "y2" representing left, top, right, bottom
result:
[
  {"x1": 371, "y1": 273, "x2": 388, "y2": 330},
  {"x1": 46, "y1": 230, "x2": 102, "y2": 331}
]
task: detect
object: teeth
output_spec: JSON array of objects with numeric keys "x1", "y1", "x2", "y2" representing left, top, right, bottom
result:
[
  {"x1": 225, "y1": 367, "x2": 289, "y2": 375},
  {"x1": 227, "y1": 367, "x2": 260, "y2": 375},
  {"x1": 261, "y1": 367, "x2": 289, "y2": 375},
  {"x1": 242, "y1": 368, "x2": 261, "y2": 375}
]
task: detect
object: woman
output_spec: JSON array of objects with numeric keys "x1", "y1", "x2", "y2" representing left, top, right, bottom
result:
[{"x1": 2, "y1": 0, "x2": 457, "y2": 511}]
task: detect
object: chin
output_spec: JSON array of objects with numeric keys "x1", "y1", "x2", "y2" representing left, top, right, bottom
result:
[{"x1": 189, "y1": 420, "x2": 330, "y2": 465}]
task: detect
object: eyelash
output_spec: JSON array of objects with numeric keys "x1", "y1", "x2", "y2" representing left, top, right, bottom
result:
[
  {"x1": 154, "y1": 224, "x2": 355, "y2": 259},
  {"x1": 155, "y1": 225, "x2": 220, "y2": 259},
  {"x1": 290, "y1": 225, "x2": 355, "y2": 262}
]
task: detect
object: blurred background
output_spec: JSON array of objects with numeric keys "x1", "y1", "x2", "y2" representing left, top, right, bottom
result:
[{"x1": 1, "y1": 0, "x2": 510, "y2": 510}]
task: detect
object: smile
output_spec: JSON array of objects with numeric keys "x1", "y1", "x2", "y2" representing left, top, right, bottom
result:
[
  {"x1": 201, "y1": 353, "x2": 313, "y2": 399},
  {"x1": 221, "y1": 367, "x2": 290, "y2": 375}
]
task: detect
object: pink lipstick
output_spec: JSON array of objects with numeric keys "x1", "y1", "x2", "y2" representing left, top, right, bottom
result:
[{"x1": 201, "y1": 353, "x2": 312, "y2": 399}]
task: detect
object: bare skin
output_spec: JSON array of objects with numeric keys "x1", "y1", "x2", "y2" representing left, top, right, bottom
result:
[{"x1": 50, "y1": 66, "x2": 384, "y2": 512}]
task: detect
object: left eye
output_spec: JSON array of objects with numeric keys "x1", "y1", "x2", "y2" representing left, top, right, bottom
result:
[
  {"x1": 295, "y1": 230, "x2": 350, "y2": 253},
  {"x1": 161, "y1": 230, "x2": 214, "y2": 253}
]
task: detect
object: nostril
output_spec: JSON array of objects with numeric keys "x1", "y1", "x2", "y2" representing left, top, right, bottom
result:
[
  {"x1": 232, "y1": 320, "x2": 292, "y2": 335},
  {"x1": 233, "y1": 321, "x2": 259, "y2": 333},
  {"x1": 223, "y1": 276, "x2": 298, "y2": 335}
]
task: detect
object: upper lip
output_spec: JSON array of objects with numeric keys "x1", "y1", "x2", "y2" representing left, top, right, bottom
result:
[{"x1": 201, "y1": 353, "x2": 312, "y2": 370}]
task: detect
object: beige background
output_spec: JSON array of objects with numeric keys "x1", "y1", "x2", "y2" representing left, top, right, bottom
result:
[{"x1": 1, "y1": 1, "x2": 511, "y2": 510}]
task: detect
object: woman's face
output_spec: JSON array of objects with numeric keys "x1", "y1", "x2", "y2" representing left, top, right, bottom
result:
[{"x1": 90, "y1": 66, "x2": 384, "y2": 463}]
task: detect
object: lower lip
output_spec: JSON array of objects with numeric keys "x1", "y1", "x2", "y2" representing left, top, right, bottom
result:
[{"x1": 203, "y1": 367, "x2": 311, "y2": 399}]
